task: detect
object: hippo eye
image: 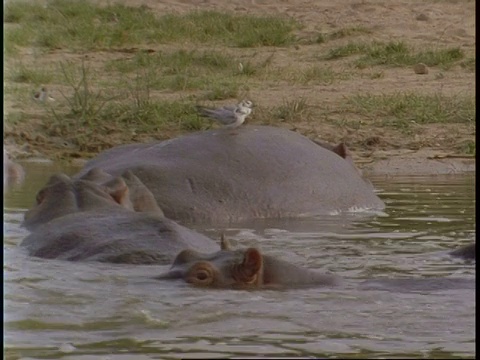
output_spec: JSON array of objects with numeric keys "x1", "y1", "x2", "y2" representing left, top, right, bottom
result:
[
  {"x1": 196, "y1": 270, "x2": 209, "y2": 281},
  {"x1": 186, "y1": 262, "x2": 215, "y2": 286}
]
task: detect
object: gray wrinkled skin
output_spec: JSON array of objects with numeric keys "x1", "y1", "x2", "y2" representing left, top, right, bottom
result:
[
  {"x1": 20, "y1": 209, "x2": 220, "y2": 264},
  {"x1": 77, "y1": 126, "x2": 385, "y2": 224}
]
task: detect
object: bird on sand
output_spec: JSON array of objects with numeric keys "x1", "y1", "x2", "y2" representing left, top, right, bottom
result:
[{"x1": 33, "y1": 87, "x2": 55, "y2": 102}]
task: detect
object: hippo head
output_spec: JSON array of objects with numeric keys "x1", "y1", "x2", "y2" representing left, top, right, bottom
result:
[
  {"x1": 23, "y1": 168, "x2": 165, "y2": 231},
  {"x1": 23, "y1": 172, "x2": 135, "y2": 231},
  {"x1": 312, "y1": 139, "x2": 374, "y2": 189},
  {"x1": 157, "y1": 236, "x2": 264, "y2": 289},
  {"x1": 314, "y1": 140, "x2": 356, "y2": 166},
  {"x1": 78, "y1": 167, "x2": 114, "y2": 183},
  {"x1": 81, "y1": 168, "x2": 164, "y2": 215},
  {"x1": 117, "y1": 170, "x2": 164, "y2": 214}
]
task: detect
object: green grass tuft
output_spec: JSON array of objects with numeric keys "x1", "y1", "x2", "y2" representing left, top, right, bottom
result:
[
  {"x1": 460, "y1": 57, "x2": 476, "y2": 72},
  {"x1": 39, "y1": 60, "x2": 213, "y2": 153},
  {"x1": 290, "y1": 65, "x2": 350, "y2": 85},
  {"x1": 5, "y1": 1, "x2": 300, "y2": 51},
  {"x1": 357, "y1": 43, "x2": 464, "y2": 68},
  {"x1": 8, "y1": 63, "x2": 54, "y2": 85},
  {"x1": 344, "y1": 92, "x2": 475, "y2": 128},
  {"x1": 274, "y1": 98, "x2": 309, "y2": 122},
  {"x1": 325, "y1": 41, "x2": 465, "y2": 69},
  {"x1": 201, "y1": 82, "x2": 242, "y2": 101},
  {"x1": 315, "y1": 33, "x2": 327, "y2": 44},
  {"x1": 328, "y1": 26, "x2": 373, "y2": 40},
  {"x1": 460, "y1": 140, "x2": 475, "y2": 155},
  {"x1": 106, "y1": 50, "x2": 232, "y2": 76},
  {"x1": 106, "y1": 49, "x2": 248, "y2": 95},
  {"x1": 115, "y1": 100, "x2": 203, "y2": 130},
  {"x1": 324, "y1": 43, "x2": 366, "y2": 60}
]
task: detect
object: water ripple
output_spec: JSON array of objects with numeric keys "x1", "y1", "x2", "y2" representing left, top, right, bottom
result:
[{"x1": 4, "y1": 169, "x2": 475, "y2": 359}]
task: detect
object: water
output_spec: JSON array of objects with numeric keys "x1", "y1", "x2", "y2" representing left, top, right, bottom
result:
[{"x1": 4, "y1": 162, "x2": 475, "y2": 359}]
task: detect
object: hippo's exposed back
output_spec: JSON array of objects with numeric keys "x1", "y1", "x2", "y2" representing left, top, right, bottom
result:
[
  {"x1": 21, "y1": 210, "x2": 220, "y2": 264},
  {"x1": 77, "y1": 126, "x2": 385, "y2": 224}
]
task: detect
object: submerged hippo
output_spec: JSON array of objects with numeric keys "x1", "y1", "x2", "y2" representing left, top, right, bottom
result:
[
  {"x1": 21, "y1": 210, "x2": 220, "y2": 264},
  {"x1": 158, "y1": 237, "x2": 475, "y2": 291},
  {"x1": 449, "y1": 243, "x2": 475, "y2": 260},
  {"x1": 76, "y1": 126, "x2": 384, "y2": 224},
  {"x1": 23, "y1": 168, "x2": 163, "y2": 231},
  {"x1": 157, "y1": 236, "x2": 339, "y2": 288},
  {"x1": 21, "y1": 171, "x2": 219, "y2": 264}
]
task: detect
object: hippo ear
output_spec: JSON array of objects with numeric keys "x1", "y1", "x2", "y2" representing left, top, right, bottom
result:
[
  {"x1": 119, "y1": 171, "x2": 145, "y2": 193},
  {"x1": 332, "y1": 143, "x2": 348, "y2": 159},
  {"x1": 239, "y1": 248, "x2": 263, "y2": 278},
  {"x1": 103, "y1": 177, "x2": 126, "y2": 192},
  {"x1": 46, "y1": 173, "x2": 71, "y2": 186},
  {"x1": 220, "y1": 233, "x2": 232, "y2": 250},
  {"x1": 81, "y1": 168, "x2": 111, "y2": 182},
  {"x1": 120, "y1": 170, "x2": 137, "y2": 181},
  {"x1": 105, "y1": 178, "x2": 131, "y2": 207},
  {"x1": 109, "y1": 186, "x2": 129, "y2": 206},
  {"x1": 118, "y1": 171, "x2": 164, "y2": 214},
  {"x1": 37, "y1": 174, "x2": 71, "y2": 203}
]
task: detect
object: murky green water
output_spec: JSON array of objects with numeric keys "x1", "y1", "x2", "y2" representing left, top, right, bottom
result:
[{"x1": 4, "y1": 162, "x2": 475, "y2": 359}]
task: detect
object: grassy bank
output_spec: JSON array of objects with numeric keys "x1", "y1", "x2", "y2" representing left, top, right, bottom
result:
[{"x1": 4, "y1": 0, "x2": 475, "y2": 160}]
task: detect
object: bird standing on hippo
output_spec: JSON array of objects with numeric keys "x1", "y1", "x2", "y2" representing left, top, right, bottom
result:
[{"x1": 196, "y1": 100, "x2": 254, "y2": 129}]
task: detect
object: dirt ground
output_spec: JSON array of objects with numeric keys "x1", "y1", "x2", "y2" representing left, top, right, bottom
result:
[{"x1": 4, "y1": 0, "x2": 476, "y2": 175}]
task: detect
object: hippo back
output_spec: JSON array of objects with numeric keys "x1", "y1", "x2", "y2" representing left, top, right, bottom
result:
[
  {"x1": 20, "y1": 209, "x2": 220, "y2": 264},
  {"x1": 77, "y1": 126, "x2": 384, "y2": 223}
]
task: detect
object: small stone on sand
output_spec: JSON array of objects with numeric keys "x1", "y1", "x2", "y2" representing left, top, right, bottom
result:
[
  {"x1": 413, "y1": 63, "x2": 429, "y2": 74},
  {"x1": 416, "y1": 13, "x2": 430, "y2": 21}
]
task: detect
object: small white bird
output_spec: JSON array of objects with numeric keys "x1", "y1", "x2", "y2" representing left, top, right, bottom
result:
[
  {"x1": 228, "y1": 100, "x2": 253, "y2": 116},
  {"x1": 197, "y1": 100, "x2": 253, "y2": 129},
  {"x1": 33, "y1": 87, "x2": 55, "y2": 102}
]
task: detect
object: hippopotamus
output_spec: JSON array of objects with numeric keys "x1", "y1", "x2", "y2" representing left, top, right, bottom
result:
[
  {"x1": 20, "y1": 210, "x2": 220, "y2": 264},
  {"x1": 311, "y1": 139, "x2": 364, "y2": 178},
  {"x1": 158, "y1": 237, "x2": 475, "y2": 290},
  {"x1": 157, "y1": 236, "x2": 340, "y2": 288},
  {"x1": 23, "y1": 168, "x2": 163, "y2": 231},
  {"x1": 20, "y1": 171, "x2": 219, "y2": 264},
  {"x1": 449, "y1": 243, "x2": 475, "y2": 260},
  {"x1": 4, "y1": 150, "x2": 25, "y2": 188},
  {"x1": 75, "y1": 126, "x2": 384, "y2": 224}
]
